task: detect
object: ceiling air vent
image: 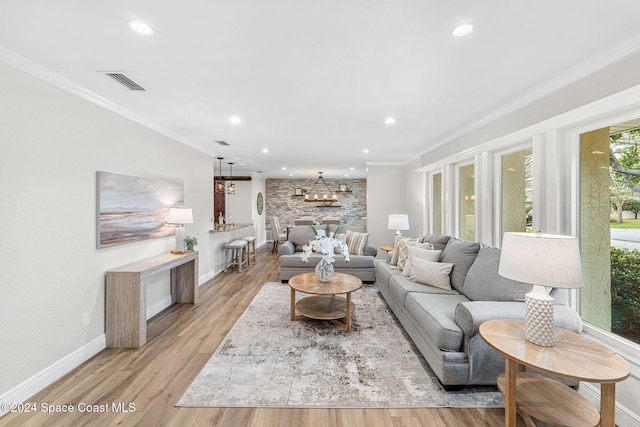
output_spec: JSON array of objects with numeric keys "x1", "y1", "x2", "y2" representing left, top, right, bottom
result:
[
  {"x1": 103, "y1": 72, "x2": 146, "y2": 91},
  {"x1": 215, "y1": 140, "x2": 230, "y2": 146}
]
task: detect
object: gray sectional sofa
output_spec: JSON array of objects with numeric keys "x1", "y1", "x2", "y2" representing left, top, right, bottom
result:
[
  {"x1": 279, "y1": 224, "x2": 377, "y2": 283},
  {"x1": 375, "y1": 233, "x2": 583, "y2": 388}
]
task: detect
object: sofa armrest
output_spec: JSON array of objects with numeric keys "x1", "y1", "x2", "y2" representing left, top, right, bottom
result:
[
  {"x1": 455, "y1": 301, "x2": 583, "y2": 337},
  {"x1": 362, "y1": 245, "x2": 377, "y2": 257},
  {"x1": 455, "y1": 301, "x2": 527, "y2": 337},
  {"x1": 278, "y1": 241, "x2": 295, "y2": 256}
]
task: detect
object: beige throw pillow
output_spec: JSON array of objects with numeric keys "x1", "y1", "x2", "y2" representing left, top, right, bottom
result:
[
  {"x1": 397, "y1": 240, "x2": 434, "y2": 271},
  {"x1": 401, "y1": 247, "x2": 442, "y2": 276},
  {"x1": 390, "y1": 234, "x2": 411, "y2": 265},
  {"x1": 409, "y1": 257, "x2": 454, "y2": 290},
  {"x1": 345, "y1": 230, "x2": 370, "y2": 255}
]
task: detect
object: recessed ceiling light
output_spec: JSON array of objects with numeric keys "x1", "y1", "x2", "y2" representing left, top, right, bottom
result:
[
  {"x1": 289, "y1": 173, "x2": 293, "y2": 177},
  {"x1": 451, "y1": 22, "x2": 474, "y2": 37},
  {"x1": 128, "y1": 20, "x2": 155, "y2": 35},
  {"x1": 350, "y1": 167, "x2": 355, "y2": 171},
  {"x1": 385, "y1": 117, "x2": 396, "y2": 125},
  {"x1": 229, "y1": 115, "x2": 242, "y2": 125},
  {"x1": 363, "y1": 149, "x2": 370, "y2": 153},
  {"x1": 262, "y1": 148, "x2": 269, "y2": 153},
  {"x1": 281, "y1": 167, "x2": 287, "y2": 170}
]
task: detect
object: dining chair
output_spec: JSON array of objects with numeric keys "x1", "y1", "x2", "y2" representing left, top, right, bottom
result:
[{"x1": 268, "y1": 216, "x2": 287, "y2": 252}]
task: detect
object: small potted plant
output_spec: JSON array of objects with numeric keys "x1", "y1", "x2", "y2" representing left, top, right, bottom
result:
[{"x1": 184, "y1": 235, "x2": 198, "y2": 251}]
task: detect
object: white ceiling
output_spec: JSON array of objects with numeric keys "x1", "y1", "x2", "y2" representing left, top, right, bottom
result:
[{"x1": 2, "y1": 1, "x2": 640, "y2": 178}]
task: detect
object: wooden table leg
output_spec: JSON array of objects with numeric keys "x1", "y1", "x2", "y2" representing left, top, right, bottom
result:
[
  {"x1": 345, "y1": 292, "x2": 352, "y2": 332},
  {"x1": 290, "y1": 288, "x2": 296, "y2": 321},
  {"x1": 504, "y1": 358, "x2": 518, "y2": 427},
  {"x1": 600, "y1": 383, "x2": 616, "y2": 427}
]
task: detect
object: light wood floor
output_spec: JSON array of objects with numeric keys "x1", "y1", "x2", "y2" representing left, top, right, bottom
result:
[{"x1": 0, "y1": 246, "x2": 522, "y2": 427}]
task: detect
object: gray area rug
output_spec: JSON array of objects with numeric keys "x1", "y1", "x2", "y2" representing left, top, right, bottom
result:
[{"x1": 177, "y1": 282, "x2": 503, "y2": 408}]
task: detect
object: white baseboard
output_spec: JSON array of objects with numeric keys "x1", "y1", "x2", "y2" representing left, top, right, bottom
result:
[
  {"x1": 1, "y1": 267, "x2": 221, "y2": 418},
  {"x1": 0, "y1": 334, "x2": 106, "y2": 417},
  {"x1": 146, "y1": 269, "x2": 218, "y2": 319},
  {"x1": 199, "y1": 270, "x2": 217, "y2": 286},
  {"x1": 146, "y1": 295, "x2": 173, "y2": 319},
  {"x1": 580, "y1": 383, "x2": 640, "y2": 427}
]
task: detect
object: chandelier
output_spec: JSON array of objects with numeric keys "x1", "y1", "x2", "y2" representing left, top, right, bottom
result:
[{"x1": 304, "y1": 172, "x2": 338, "y2": 205}]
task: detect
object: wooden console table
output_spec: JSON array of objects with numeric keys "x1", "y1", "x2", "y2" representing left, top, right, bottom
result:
[
  {"x1": 106, "y1": 251, "x2": 199, "y2": 348},
  {"x1": 480, "y1": 319, "x2": 629, "y2": 427}
]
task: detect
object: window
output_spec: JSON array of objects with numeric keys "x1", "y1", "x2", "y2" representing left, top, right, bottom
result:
[
  {"x1": 458, "y1": 164, "x2": 475, "y2": 241},
  {"x1": 501, "y1": 148, "x2": 533, "y2": 235},
  {"x1": 580, "y1": 124, "x2": 640, "y2": 345}
]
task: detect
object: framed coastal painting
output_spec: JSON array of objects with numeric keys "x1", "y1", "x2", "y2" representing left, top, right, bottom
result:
[{"x1": 96, "y1": 171, "x2": 184, "y2": 248}]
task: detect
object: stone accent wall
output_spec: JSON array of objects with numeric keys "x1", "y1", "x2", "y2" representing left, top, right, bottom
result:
[{"x1": 265, "y1": 178, "x2": 366, "y2": 230}]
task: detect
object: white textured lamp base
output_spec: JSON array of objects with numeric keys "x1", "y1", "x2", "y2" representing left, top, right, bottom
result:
[
  {"x1": 525, "y1": 285, "x2": 555, "y2": 347},
  {"x1": 174, "y1": 226, "x2": 186, "y2": 251}
]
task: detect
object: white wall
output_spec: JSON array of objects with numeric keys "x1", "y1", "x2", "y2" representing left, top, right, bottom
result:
[
  {"x1": 404, "y1": 158, "x2": 425, "y2": 238},
  {"x1": 0, "y1": 61, "x2": 216, "y2": 399},
  {"x1": 225, "y1": 180, "x2": 253, "y2": 224},
  {"x1": 251, "y1": 174, "x2": 267, "y2": 246},
  {"x1": 366, "y1": 165, "x2": 406, "y2": 257}
]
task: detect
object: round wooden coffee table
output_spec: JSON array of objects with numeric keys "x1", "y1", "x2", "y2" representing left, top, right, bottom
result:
[{"x1": 288, "y1": 272, "x2": 362, "y2": 331}]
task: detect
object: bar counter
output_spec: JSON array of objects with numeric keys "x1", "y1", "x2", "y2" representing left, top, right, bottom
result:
[{"x1": 209, "y1": 223, "x2": 253, "y2": 233}]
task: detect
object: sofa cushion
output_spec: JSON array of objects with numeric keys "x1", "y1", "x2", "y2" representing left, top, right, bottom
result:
[
  {"x1": 391, "y1": 235, "x2": 414, "y2": 265},
  {"x1": 396, "y1": 240, "x2": 434, "y2": 271},
  {"x1": 440, "y1": 237, "x2": 481, "y2": 293},
  {"x1": 409, "y1": 258, "x2": 454, "y2": 290},
  {"x1": 401, "y1": 247, "x2": 442, "y2": 276},
  {"x1": 405, "y1": 293, "x2": 469, "y2": 352},
  {"x1": 388, "y1": 275, "x2": 459, "y2": 308},
  {"x1": 330, "y1": 224, "x2": 365, "y2": 234},
  {"x1": 463, "y1": 246, "x2": 533, "y2": 301},
  {"x1": 346, "y1": 230, "x2": 370, "y2": 255},
  {"x1": 287, "y1": 225, "x2": 328, "y2": 251},
  {"x1": 280, "y1": 253, "x2": 373, "y2": 269},
  {"x1": 420, "y1": 234, "x2": 451, "y2": 251}
]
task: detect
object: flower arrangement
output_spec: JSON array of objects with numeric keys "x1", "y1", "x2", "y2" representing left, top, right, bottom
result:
[
  {"x1": 300, "y1": 226, "x2": 349, "y2": 282},
  {"x1": 300, "y1": 227, "x2": 350, "y2": 263}
]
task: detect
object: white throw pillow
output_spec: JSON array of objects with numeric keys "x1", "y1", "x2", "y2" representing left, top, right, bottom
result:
[
  {"x1": 397, "y1": 240, "x2": 434, "y2": 271},
  {"x1": 409, "y1": 257, "x2": 454, "y2": 290},
  {"x1": 401, "y1": 248, "x2": 442, "y2": 276}
]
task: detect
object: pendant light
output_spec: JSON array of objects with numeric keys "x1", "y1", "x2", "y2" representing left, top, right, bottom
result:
[
  {"x1": 215, "y1": 157, "x2": 225, "y2": 193},
  {"x1": 227, "y1": 162, "x2": 236, "y2": 195}
]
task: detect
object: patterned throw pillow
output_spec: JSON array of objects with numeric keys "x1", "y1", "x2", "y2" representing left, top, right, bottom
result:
[
  {"x1": 397, "y1": 240, "x2": 435, "y2": 271},
  {"x1": 345, "y1": 230, "x2": 370, "y2": 255},
  {"x1": 391, "y1": 235, "x2": 415, "y2": 265}
]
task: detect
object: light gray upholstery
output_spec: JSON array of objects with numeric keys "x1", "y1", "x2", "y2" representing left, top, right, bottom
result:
[
  {"x1": 419, "y1": 234, "x2": 451, "y2": 251},
  {"x1": 278, "y1": 225, "x2": 377, "y2": 283},
  {"x1": 463, "y1": 246, "x2": 532, "y2": 301},
  {"x1": 374, "y1": 235, "x2": 583, "y2": 387},
  {"x1": 439, "y1": 237, "x2": 480, "y2": 293}
]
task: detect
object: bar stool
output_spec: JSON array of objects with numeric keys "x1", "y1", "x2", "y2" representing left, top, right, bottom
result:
[
  {"x1": 242, "y1": 236, "x2": 257, "y2": 265},
  {"x1": 224, "y1": 240, "x2": 248, "y2": 272}
]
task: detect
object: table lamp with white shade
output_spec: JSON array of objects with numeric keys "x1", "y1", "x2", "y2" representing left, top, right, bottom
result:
[
  {"x1": 167, "y1": 207, "x2": 193, "y2": 251},
  {"x1": 498, "y1": 232, "x2": 583, "y2": 347},
  {"x1": 388, "y1": 214, "x2": 410, "y2": 236}
]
